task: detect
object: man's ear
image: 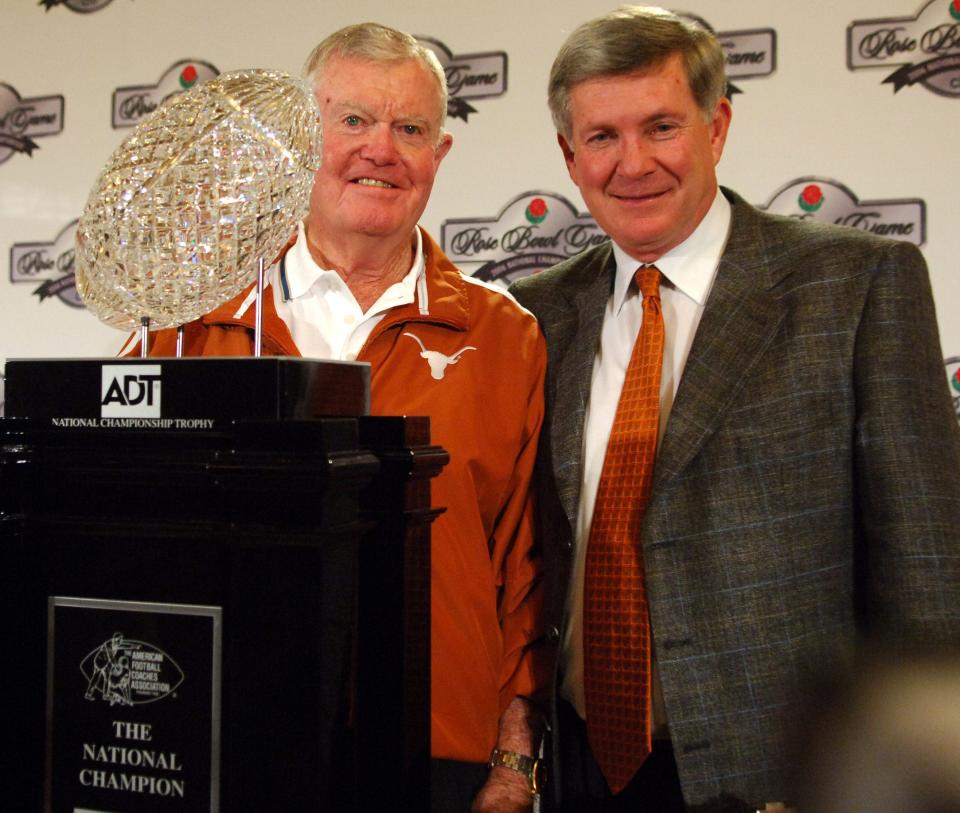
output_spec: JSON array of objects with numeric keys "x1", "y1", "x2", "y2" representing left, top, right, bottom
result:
[
  {"x1": 558, "y1": 132, "x2": 577, "y2": 181},
  {"x1": 435, "y1": 132, "x2": 454, "y2": 167},
  {"x1": 709, "y1": 97, "x2": 732, "y2": 165}
]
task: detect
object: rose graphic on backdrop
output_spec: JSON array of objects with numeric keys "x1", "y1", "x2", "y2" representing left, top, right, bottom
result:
[
  {"x1": 525, "y1": 198, "x2": 549, "y2": 225},
  {"x1": 798, "y1": 184, "x2": 825, "y2": 213},
  {"x1": 951, "y1": 0, "x2": 960, "y2": 21},
  {"x1": 178, "y1": 65, "x2": 200, "y2": 90}
]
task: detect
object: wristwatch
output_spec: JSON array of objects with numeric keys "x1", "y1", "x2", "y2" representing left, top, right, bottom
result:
[{"x1": 488, "y1": 748, "x2": 545, "y2": 796}]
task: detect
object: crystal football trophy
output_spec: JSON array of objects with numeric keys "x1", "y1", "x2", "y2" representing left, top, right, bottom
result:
[{"x1": 74, "y1": 69, "x2": 322, "y2": 355}]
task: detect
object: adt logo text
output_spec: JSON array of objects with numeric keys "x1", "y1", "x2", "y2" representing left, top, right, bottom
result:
[{"x1": 101, "y1": 365, "x2": 161, "y2": 418}]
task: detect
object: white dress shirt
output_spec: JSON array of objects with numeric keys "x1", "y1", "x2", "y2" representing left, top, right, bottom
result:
[
  {"x1": 271, "y1": 222, "x2": 426, "y2": 360},
  {"x1": 561, "y1": 189, "x2": 732, "y2": 719}
]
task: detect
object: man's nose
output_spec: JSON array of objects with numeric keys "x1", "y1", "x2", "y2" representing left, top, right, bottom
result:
[
  {"x1": 360, "y1": 123, "x2": 399, "y2": 164},
  {"x1": 619, "y1": 134, "x2": 657, "y2": 177}
]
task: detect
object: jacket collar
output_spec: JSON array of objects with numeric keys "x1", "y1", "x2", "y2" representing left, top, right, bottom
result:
[
  {"x1": 377, "y1": 228, "x2": 471, "y2": 333},
  {"x1": 199, "y1": 228, "x2": 471, "y2": 344}
]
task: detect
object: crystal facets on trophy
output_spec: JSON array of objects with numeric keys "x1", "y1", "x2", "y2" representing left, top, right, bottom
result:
[{"x1": 74, "y1": 69, "x2": 322, "y2": 332}]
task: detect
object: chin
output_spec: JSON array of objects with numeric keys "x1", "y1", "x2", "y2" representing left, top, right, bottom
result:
[
  {"x1": 355, "y1": 223, "x2": 407, "y2": 240},
  {"x1": 341, "y1": 214, "x2": 400, "y2": 234}
]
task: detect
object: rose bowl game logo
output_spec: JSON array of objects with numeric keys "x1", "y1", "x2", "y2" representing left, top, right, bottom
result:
[
  {"x1": 113, "y1": 59, "x2": 219, "y2": 128},
  {"x1": 679, "y1": 13, "x2": 777, "y2": 97},
  {"x1": 0, "y1": 83, "x2": 65, "y2": 166},
  {"x1": 417, "y1": 37, "x2": 506, "y2": 122},
  {"x1": 10, "y1": 219, "x2": 83, "y2": 307},
  {"x1": 947, "y1": 357, "x2": 960, "y2": 423},
  {"x1": 442, "y1": 191, "x2": 607, "y2": 285},
  {"x1": 761, "y1": 178, "x2": 926, "y2": 245},
  {"x1": 81, "y1": 633, "x2": 184, "y2": 707},
  {"x1": 39, "y1": 0, "x2": 118, "y2": 11},
  {"x1": 848, "y1": 0, "x2": 960, "y2": 97}
]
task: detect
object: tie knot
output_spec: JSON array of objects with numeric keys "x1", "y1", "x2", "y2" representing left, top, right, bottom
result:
[{"x1": 635, "y1": 265, "x2": 661, "y2": 299}]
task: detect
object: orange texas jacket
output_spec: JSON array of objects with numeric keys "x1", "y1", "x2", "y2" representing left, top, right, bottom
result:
[{"x1": 136, "y1": 230, "x2": 549, "y2": 763}]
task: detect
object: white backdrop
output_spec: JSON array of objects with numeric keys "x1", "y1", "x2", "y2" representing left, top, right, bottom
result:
[{"x1": 3, "y1": 0, "x2": 958, "y2": 416}]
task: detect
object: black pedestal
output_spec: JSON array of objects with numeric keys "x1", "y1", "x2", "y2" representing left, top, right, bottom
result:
[{"x1": 0, "y1": 358, "x2": 444, "y2": 812}]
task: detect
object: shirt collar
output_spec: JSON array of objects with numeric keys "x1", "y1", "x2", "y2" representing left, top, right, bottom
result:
[
  {"x1": 284, "y1": 220, "x2": 324, "y2": 300},
  {"x1": 611, "y1": 188, "x2": 731, "y2": 311},
  {"x1": 282, "y1": 222, "x2": 426, "y2": 308}
]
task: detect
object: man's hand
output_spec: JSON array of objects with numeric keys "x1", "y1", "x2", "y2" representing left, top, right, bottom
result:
[
  {"x1": 470, "y1": 696, "x2": 541, "y2": 812},
  {"x1": 470, "y1": 766, "x2": 533, "y2": 813}
]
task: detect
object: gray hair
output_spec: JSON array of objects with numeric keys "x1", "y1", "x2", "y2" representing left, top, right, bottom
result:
[
  {"x1": 548, "y1": 6, "x2": 727, "y2": 139},
  {"x1": 303, "y1": 22, "x2": 448, "y2": 136}
]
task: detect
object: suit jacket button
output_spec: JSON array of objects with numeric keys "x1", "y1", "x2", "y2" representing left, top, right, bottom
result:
[{"x1": 546, "y1": 625, "x2": 561, "y2": 642}]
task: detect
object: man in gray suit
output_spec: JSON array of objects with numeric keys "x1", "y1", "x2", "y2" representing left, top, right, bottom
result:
[{"x1": 509, "y1": 7, "x2": 960, "y2": 811}]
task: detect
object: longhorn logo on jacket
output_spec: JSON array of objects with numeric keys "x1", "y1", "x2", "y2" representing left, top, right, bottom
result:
[{"x1": 403, "y1": 332, "x2": 476, "y2": 380}]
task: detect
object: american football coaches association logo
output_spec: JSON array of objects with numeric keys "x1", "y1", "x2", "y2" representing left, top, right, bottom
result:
[{"x1": 81, "y1": 632, "x2": 184, "y2": 707}]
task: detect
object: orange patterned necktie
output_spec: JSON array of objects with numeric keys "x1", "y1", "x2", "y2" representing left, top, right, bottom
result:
[{"x1": 583, "y1": 265, "x2": 664, "y2": 793}]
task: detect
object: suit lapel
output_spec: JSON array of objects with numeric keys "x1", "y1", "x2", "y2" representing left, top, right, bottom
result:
[
  {"x1": 652, "y1": 193, "x2": 786, "y2": 492},
  {"x1": 551, "y1": 245, "x2": 616, "y2": 531}
]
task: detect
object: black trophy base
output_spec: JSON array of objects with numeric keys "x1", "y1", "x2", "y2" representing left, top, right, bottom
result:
[{"x1": 1, "y1": 359, "x2": 439, "y2": 812}]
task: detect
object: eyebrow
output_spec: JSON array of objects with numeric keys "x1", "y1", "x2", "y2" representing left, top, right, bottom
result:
[
  {"x1": 328, "y1": 99, "x2": 372, "y2": 118},
  {"x1": 583, "y1": 107, "x2": 688, "y2": 129},
  {"x1": 329, "y1": 100, "x2": 433, "y2": 131},
  {"x1": 398, "y1": 116, "x2": 434, "y2": 132}
]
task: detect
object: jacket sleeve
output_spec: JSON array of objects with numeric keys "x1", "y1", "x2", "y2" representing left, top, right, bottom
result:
[
  {"x1": 853, "y1": 240, "x2": 960, "y2": 646},
  {"x1": 489, "y1": 325, "x2": 551, "y2": 716}
]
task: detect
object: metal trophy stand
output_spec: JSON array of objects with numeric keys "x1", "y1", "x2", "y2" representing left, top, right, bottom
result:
[{"x1": 137, "y1": 257, "x2": 267, "y2": 359}]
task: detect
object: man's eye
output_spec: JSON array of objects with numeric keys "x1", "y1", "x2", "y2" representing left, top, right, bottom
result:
[
  {"x1": 650, "y1": 123, "x2": 678, "y2": 139},
  {"x1": 344, "y1": 115, "x2": 362, "y2": 127},
  {"x1": 402, "y1": 124, "x2": 423, "y2": 136},
  {"x1": 588, "y1": 132, "x2": 612, "y2": 144}
]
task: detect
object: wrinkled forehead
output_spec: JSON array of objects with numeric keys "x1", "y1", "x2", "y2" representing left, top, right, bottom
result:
[
  {"x1": 313, "y1": 55, "x2": 441, "y2": 99},
  {"x1": 314, "y1": 55, "x2": 444, "y2": 121}
]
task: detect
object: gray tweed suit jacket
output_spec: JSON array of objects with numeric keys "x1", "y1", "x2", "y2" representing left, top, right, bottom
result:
[{"x1": 509, "y1": 188, "x2": 960, "y2": 810}]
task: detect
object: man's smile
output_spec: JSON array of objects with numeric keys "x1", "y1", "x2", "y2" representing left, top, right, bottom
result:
[
  {"x1": 353, "y1": 177, "x2": 397, "y2": 188},
  {"x1": 609, "y1": 188, "x2": 670, "y2": 203}
]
